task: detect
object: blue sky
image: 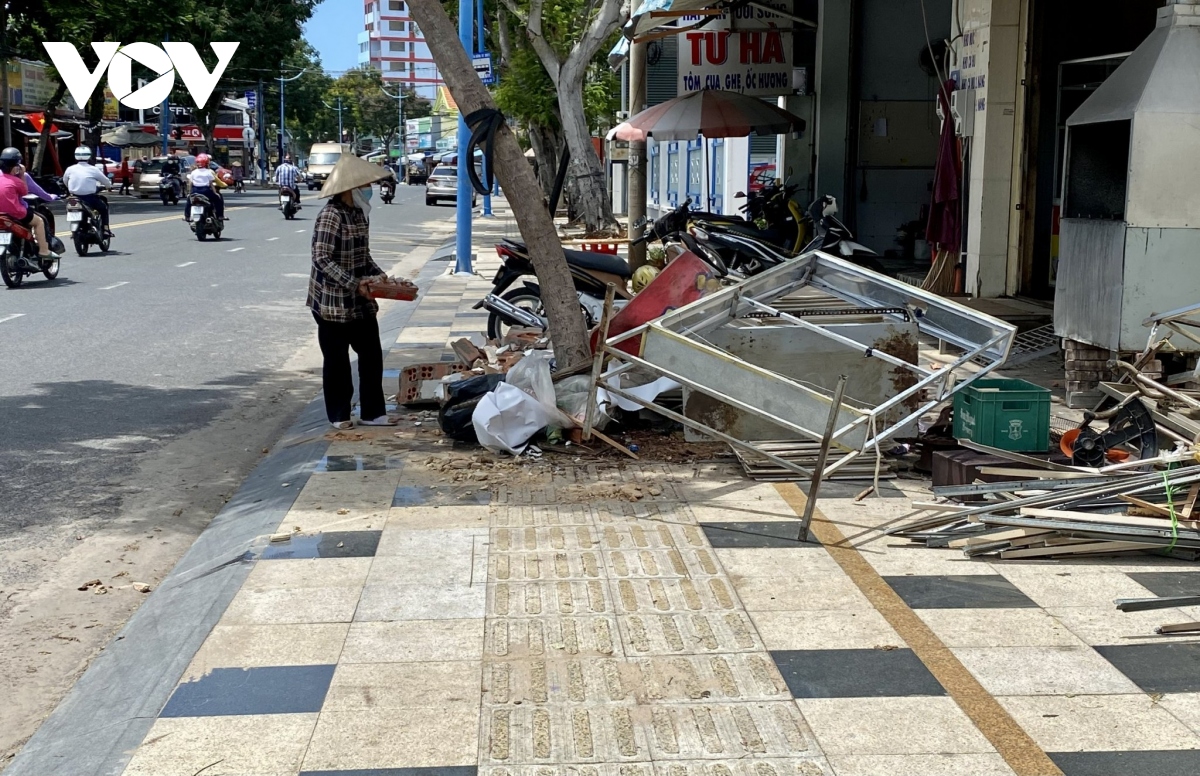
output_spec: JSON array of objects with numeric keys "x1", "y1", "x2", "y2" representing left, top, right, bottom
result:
[{"x1": 305, "y1": 0, "x2": 360, "y2": 75}]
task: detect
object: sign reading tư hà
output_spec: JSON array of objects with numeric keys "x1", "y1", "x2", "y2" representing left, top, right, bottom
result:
[{"x1": 676, "y1": 2, "x2": 793, "y2": 97}]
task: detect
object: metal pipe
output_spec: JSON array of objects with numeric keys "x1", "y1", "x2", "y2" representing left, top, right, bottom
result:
[
  {"x1": 1114, "y1": 360, "x2": 1200, "y2": 412},
  {"x1": 584, "y1": 285, "x2": 618, "y2": 440},
  {"x1": 455, "y1": 0, "x2": 475, "y2": 275},
  {"x1": 799, "y1": 374, "x2": 849, "y2": 539}
]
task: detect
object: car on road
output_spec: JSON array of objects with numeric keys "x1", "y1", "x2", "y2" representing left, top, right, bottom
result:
[
  {"x1": 306, "y1": 142, "x2": 350, "y2": 190},
  {"x1": 425, "y1": 165, "x2": 478, "y2": 207},
  {"x1": 131, "y1": 157, "x2": 175, "y2": 198}
]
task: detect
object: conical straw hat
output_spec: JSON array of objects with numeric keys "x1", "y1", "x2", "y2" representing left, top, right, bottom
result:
[{"x1": 319, "y1": 153, "x2": 391, "y2": 198}]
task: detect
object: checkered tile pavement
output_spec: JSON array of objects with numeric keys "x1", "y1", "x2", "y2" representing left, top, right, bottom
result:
[{"x1": 109, "y1": 198, "x2": 1200, "y2": 775}]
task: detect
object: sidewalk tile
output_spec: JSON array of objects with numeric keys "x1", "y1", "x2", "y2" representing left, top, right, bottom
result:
[
  {"x1": 356, "y1": 581, "x2": 486, "y2": 621},
  {"x1": 1093, "y1": 643, "x2": 1200, "y2": 693},
  {"x1": 702, "y1": 522, "x2": 810, "y2": 547},
  {"x1": 342, "y1": 619, "x2": 484, "y2": 663},
  {"x1": 797, "y1": 696, "x2": 993, "y2": 755},
  {"x1": 324, "y1": 661, "x2": 482, "y2": 710},
  {"x1": 824, "y1": 754, "x2": 1015, "y2": 776},
  {"x1": 261, "y1": 530, "x2": 382, "y2": 559},
  {"x1": 221, "y1": 585, "x2": 364, "y2": 625},
  {"x1": 772, "y1": 649, "x2": 944, "y2": 698},
  {"x1": 998, "y1": 694, "x2": 1200, "y2": 751},
  {"x1": 952, "y1": 646, "x2": 1141, "y2": 695},
  {"x1": 302, "y1": 769, "x2": 478, "y2": 776},
  {"x1": 242, "y1": 557, "x2": 373, "y2": 588},
  {"x1": 731, "y1": 574, "x2": 873, "y2": 612},
  {"x1": 482, "y1": 616, "x2": 622, "y2": 659},
  {"x1": 184, "y1": 623, "x2": 349, "y2": 677},
  {"x1": 1045, "y1": 605, "x2": 1192, "y2": 645},
  {"x1": 994, "y1": 568, "x2": 1155, "y2": 608},
  {"x1": 123, "y1": 713, "x2": 317, "y2": 776},
  {"x1": 161, "y1": 664, "x2": 335, "y2": 717},
  {"x1": 1127, "y1": 571, "x2": 1200, "y2": 597},
  {"x1": 714, "y1": 547, "x2": 843, "y2": 579},
  {"x1": 1048, "y1": 750, "x2": 1200, "y2": 775},
  {"x1": 370, "y1": 553, "x2": 477, "y2": 586},
  {"x1": 884, "y1": 574, "x2": 1038, "y2": 609},
  {"x1": 752, "y1": 610, "x2": 903, "y2": 651},
  {"x1": 386, "y1": 505, "x2": 491, "y2": 530},
  {"x1": 915, "y1": 608, "x2": 1083, "y2": 647},
  {"x1": 377, "y1": 526, "x2": 488, "y2": 556},
  {"x1": 303, "y1": 707, "x2": 480, "y2": 770}
]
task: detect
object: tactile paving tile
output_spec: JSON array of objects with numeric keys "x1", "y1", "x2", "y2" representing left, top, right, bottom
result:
[
  {"x1": 607, "y1": 576, "x2": 740, "y2": 614},
  {"x1": 479, "y1": 762, "x2": 831, "y2": 776},
  {"x1": 490, "y1": 581, "x2": 616, "y2": 617},
  {"x1": 495, "y1": 505, "x2": 596, "y2": 528},
  {"x1": 616, "y1": 613, "x2": 762, "y2": 656},
  {"x1": 484, "y1": 617, "x2": 623, "y2": 660},
  {"x1": 490, "y1": 551, "x2": 607, "y2": 582}
]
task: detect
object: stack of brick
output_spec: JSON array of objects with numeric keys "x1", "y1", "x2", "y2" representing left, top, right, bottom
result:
[{"x1": 1064, "y1": 339, "x2": 1114, "y2": 408}]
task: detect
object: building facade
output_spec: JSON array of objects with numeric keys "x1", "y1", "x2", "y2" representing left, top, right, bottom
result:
[{"x1": 358, "y1": 0, "x2": 443, "y2": 99}]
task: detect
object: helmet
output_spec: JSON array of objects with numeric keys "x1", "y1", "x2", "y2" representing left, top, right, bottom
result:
[
  {"x1": 74, "y1": 145, "x2": 93, "y2": 162},
  {"x1": 195, "y1": 153, "x2": 210, "y2": 168},
  {"x1": 631, "y1": 264, "x2": 660, "y2": 293},
  {"x1": 0, "y1": 147, "x2": 22, "y2": 172}
]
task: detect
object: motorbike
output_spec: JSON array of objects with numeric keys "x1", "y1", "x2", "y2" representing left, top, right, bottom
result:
[
  {"x1": 798, "y1": 195, "x2": 885, "y2": 273},
  {"x1": 186, "y1": 192, "x2": 224, "y2": 241},
  {"x1": 0, "y1": 195, "x2": 64, "y2": 288},
  {"x1": 159, "y1": 173, "x2": 182, "y2": 206},
  {"x1": 65, "y1": 195, "x2": 112, "y2": 255},
  {"x1": 279, "y1": 186, "x2": 299, "y2": 220},
  {"x1": 473, "y1": 239, "x2": 636, "y2": 340},
  {"x1": 379, "y1": 178, "x2": 395, "y2": 204},
  {"x1": 233, "y1": 178, "x2": 246, "y2": 193}
]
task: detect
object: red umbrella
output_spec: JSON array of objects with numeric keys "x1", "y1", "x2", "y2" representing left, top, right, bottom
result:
[{"x1": 624, "y1": 89, "x2": 806, "y2": 141}]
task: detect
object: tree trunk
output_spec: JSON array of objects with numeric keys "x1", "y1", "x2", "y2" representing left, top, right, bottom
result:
[
  {"x1": 86, "y1": 90, "x2": 104, "y2": 151},
  {"x1": 32, "y1": 83, "x2": 68, "y2": 176},
  {"x1": 527, "y1": 120, "x2": 561, "y2": 202},
  {"x1": 556, "y1": 69, "x2": 617, "y2": 236},
  {"x1": 406, "y1": 0, "x2": 592, "y2": 370}
]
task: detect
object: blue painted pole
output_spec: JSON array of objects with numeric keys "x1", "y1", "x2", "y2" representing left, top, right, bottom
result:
[
  {"x1": 454, "y1": 0, "x2": 474, "y2": 274},
  {"x1": 160, "y1": 34, "x2": 170, "y2": 156},
  {"x1": 477, "y1": 0, "x2": 491, "y2": 217}
]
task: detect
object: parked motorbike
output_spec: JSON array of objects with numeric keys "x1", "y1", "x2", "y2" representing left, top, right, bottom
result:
[
  {"x1": 379, "y1": 178, "x2": 395, "y2": 204},
  {"x1": 159, "y1": 174, "x2": 182, "y2": 206},
  {"x1": 186, "y1": 193, "x2": 224, "y2": 241},
  {"x1": 0, "y1": 195, "x2": 64, "y2": 288},
  {"x1": 473, "y1": 239, "x2": 635, "y2": 340},
  {"x1": 798, "y1": 195, "x2": 885, "y2": 273},
  {"x1": 65, "y1": 195, "x2": 112, "y2": 255},
  {"x1": 279, "y1": 186, "x2": 299, "y2": 220}
]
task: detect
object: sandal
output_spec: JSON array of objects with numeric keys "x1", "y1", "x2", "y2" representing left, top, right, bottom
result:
[
  {"x1": 359, "y1": 415, "x2": 399, "y2": 427},
  {"x1": 330, "y1": 420, "x2": 354, "y2": 430}
]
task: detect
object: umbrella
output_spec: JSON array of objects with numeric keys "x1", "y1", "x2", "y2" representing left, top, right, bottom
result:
[
  {"x1": 607, "y1": 122, "x2": 645, "y2": 143},
  {"x1": 624, "y1": 89, "x2": 806, "y2": 141},
  {"x1": 100, "y1": 125, "x2": 161, "y2": 147}
]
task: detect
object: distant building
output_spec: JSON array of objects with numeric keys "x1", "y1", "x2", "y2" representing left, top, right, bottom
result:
[{"x1": 358, "y1": 0, "x2": 442, "y2": 99}]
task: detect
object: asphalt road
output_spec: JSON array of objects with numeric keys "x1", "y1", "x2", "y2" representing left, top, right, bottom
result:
[{"x1": 0, "y1": 184, "x2": 452, "y2": 534}]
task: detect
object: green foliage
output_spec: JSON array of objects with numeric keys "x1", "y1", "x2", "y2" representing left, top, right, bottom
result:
[{"x1": 493, "y1": 44, "x2": 559, "y2": 129}]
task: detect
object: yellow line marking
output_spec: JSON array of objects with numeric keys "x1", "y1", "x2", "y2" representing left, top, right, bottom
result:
[
  {"x1": 109, "y1": 206, "x2": 249, "y2": 230},
  {"x1": 774, "y1": 483, "x2": 1064, "y2": 776}
]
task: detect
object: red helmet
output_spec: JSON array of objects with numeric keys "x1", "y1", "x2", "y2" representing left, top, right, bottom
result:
[{"x1": 195, "y1": 153, "x2": 210, "y2": 167}]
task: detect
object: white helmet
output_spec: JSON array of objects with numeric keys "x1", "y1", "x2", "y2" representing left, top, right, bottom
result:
[{"x1": 74, "y1": 145, "x2": 93, "y2": 162}]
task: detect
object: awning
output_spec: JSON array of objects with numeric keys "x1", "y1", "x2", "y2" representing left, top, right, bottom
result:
[{"x1": 16, "y1": 127, "x2": 71, "y2": 139}]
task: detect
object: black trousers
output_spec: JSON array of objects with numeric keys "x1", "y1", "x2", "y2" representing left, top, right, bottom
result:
[{"x1": 313, "y1": 312, "x2": 386, "y2": 423}]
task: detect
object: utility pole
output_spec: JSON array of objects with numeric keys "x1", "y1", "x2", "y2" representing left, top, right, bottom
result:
[
  {"x1": 322, "y1": 96, "x2": 345, "y2": 143},
  {"x1": 278, "y1": 68, "x2": 307, "y2": 162},
  {"x1": 258, "y1": 78, "x2": 267, "y2": 182},
  {"x1": 454, "y1": 0, "x2": 474, "y2": 274},
  {"x1": 381, "y1": 85, "x2": 406, "y2": 182},
  {"x1": 476, "y1": 0, "x2": 490, "y2": 216},
  {"x1": 161, "y1": 32, "x2": 171, "y2": 156},
  {"x1": 627, "y1": 40, "x2": 648, "y2": 269}
]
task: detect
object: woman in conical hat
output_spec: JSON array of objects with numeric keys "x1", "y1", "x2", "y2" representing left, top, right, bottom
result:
[{"x1": 306, "y1": 154, "x2": 396, "y2": 430}]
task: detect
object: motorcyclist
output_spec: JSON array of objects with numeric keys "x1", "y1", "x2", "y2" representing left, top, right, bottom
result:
[
  {"x1": 161, "y1": 154, "x2": 182, "y2": 198},
  {"x1": 187, "y1": 153, "x2": 227, "y2": 221},
  {"x1": 0, "y1": 147, "x2": 59, "y2": 259},
  {"x1": 273, "y1": 154, "x2": 301, "y2": 209},
  {"x1": 62, "y1": 145, "x2": 112, "y2": 236}
]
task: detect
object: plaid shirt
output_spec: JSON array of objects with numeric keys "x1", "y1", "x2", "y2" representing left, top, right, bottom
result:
[
  {"x1": 274, "y1": 162, "x2": 300, "y2": 190},
  {"x1": 307, "y1": 198, "x2": 384, "y2": 322}
]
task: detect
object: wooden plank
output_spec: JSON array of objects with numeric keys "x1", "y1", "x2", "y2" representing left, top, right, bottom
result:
[
  {"x1": 999, "y1": 540, "x2": 1157, "y2": 559},
  {"x1": 911, "y1": 501, "x2": 971, "y2": 514},
  {"x1": 950, "y1": 527, "x2": 1050, "y2": 548},
  {"x1": 978, "y1": 467, "x2": 1105, "y2": 480},
  {"x1": 1184, "y1": 483, "x2": 1200, "y2": 519},
  {"x1": 1118, "y1": 494, "x2": 1176, "y2": 518}
]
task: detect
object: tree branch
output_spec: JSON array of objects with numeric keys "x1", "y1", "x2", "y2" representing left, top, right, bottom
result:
[
  {"x1": 525, "y1": 0, "x2": 563, "y2": 82},
  {"x1": 563, "y1": 0, "x2": 629, "y2": 76}
]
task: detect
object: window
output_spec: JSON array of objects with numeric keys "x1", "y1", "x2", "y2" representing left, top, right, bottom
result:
[
  {"x1": 388, "y1": 60, "x2": 407, "y2": 71},
  {"x1": 666, "y1": 142, "x2": 680, "y2": 206},
  {"x1": 359, "y1": 42, "x2": 368, "y2": 53},
  {"x1": 388, "y1": 20, "x2": 404, "y2": 31},
  {"x1": 389, "y1": 41, "x2": 406, "y2": 52},
  {"x1": 709, "y1": 138, "x2": 724, "y2": 212},
  {"x1": 685, "y1": 139, "x2": 702, "y2": 203},
  {"x1": 649, "y1": 141, "x2": 660, "y2": 204},
  {"x1": 388, "y1": 0, "x2": 405, "y2": 9}
]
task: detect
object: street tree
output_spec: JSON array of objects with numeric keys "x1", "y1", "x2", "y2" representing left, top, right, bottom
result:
[
  {"x1": 497, "y1": 0, "x2": 629, "y2": 235},
  {"x1": 406, "y1": 0, "x2": 591, "y2": 369}
]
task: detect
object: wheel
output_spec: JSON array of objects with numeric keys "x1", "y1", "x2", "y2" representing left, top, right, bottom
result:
[
  {"x1": 196, "y1": 220, "x2": 207, "y2": 241},
  {"x1": 161, "y1": 193, "x2": 169, "y2": 206},
  {"x1": 74, "y1": 235, "x2": 89, "y2": 256},
  {"x1": 426, "y1": 197, "x2": 435, "y2": 206},
  {"x1": 99, "y1": 233, "x2": 111, "y2": 252},
  {"x1": 42, "y1": 255, "x2": 60, "y2": 280},
  {"x1": 486, "y1": 284, "x2": 544, "y2": 341},
  {"x1": 1, "y1": 248, "x2": 23, "y2": 288}
]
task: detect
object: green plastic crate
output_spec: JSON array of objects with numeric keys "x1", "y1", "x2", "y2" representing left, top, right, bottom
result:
[{"x1": 952, "y1": 378, "x2": 1051, "y2": 452}]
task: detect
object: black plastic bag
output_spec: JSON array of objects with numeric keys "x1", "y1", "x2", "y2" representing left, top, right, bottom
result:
[{"x1": 438, "y1": 374, "x2": 506, "y2": 443}]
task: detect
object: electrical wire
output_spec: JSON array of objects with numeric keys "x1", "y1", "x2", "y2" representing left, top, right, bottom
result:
[{"x1": 919, "y1": 0, "x2": 949, "y2": 89}]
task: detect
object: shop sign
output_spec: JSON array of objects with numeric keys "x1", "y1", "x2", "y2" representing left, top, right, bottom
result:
[{"x1": 676, "y1": 4, "x2": 793, "y2": 98}]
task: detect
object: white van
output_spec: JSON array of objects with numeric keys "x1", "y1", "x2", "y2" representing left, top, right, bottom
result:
[{"x1": 305, "y1": 142, "x2": 350, "y2": 190}]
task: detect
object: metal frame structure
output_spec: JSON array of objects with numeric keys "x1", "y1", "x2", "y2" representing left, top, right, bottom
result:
[{"x1": 585, "y1": 251, "x2": 1017, "y2": 482}]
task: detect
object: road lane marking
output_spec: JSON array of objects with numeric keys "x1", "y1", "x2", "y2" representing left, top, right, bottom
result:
[
  {"x1": 99, "y1": 281, "x2": 128, "y2": 290},
  {"x1": 283, "y1": 273, "x2": 308, "y2": 278},
  {"x1": 295, "y1": 229, "x2": 305, "y2": 232},
  {"x1": 110, "y1": 206, "x2": 248, "y2": 230},
  {"x1": 266, "y1": 237, "x2": 279, "y2": 241},
  {"x1": 176, "y1": 261, "x2": 196, "y2": 267},
  {"x1": 228, "y1": 247, "x2": 245, "y2": 253},
  {"x1": 0, "y1": 313, "x2": 25, "y2": 324}
]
